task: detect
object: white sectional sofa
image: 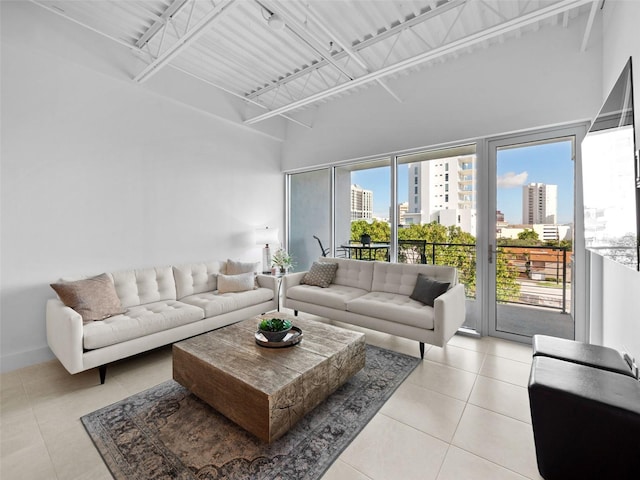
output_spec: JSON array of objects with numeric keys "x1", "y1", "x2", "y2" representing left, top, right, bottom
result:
[
  {"x1": 283, "y1": 257, "x2": 466, "y2": 358},
  {"x1": 47, "y1": 260, "x2": 278, "y2": 383}
]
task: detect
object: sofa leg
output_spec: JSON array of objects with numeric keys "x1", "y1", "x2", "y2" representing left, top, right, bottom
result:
[
  {"x1": 419, "y1": 342, "x2": 425, "y2": 359},
  {"x1": 98, "y1": 365, "x2": 107, "y2": 385},
  {"x1": 294, "y1": 310, "x2": 298, "y2": 316}
]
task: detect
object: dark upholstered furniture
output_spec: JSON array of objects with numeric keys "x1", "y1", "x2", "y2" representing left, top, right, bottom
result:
[
  {"x1": 532, "y1": 334, "x2": 635, "y2": 377},
  {"x1": 528, "y1": 335, "x2": 640, "y2": 479}
]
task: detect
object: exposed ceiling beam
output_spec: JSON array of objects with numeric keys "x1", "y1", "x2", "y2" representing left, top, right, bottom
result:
[
  {"x1": 135, "y1": 0, "x2": 190, "y2": 48},
  {"x1": 245, "y1": 0, "x2": 592, "y2": 125},
  {"x1": 29, "y1": 0, "x2": 144, "y2": 52},
  {"x1": 246, "y1": 0, "x2": 467, "y2": 100},
  {"x1": 303, "y1": 3, "x2": 402, "y2": 103},
  {"x1": 169, "y1": 64, "x2": 311, "y2": 128},
  {"x1": 31, "y1": 0, "x2": 307, "y2": 128},
  {"x1": 134, "y1": 0, "x2": 236, "y2": 83},
  {"x1": 580, "y1": 0, "x2": 599, "y2": 52},
  {"x1": 257, "y1": 0, "x2": 354, "y2": 82}
]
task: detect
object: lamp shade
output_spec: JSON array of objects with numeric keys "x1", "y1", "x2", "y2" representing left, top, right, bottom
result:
[{"x1": 255, "y1": 227, "x2": 279, "y2": 246}]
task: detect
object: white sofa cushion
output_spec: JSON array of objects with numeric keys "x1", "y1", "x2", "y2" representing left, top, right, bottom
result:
[
  {"x1": 346, "y1": 292, "x2": 435, "y2": 330},
  {"x1": 371, "y1": 262, "x2": 457, "y2": 296},
  {"x1": 83, "y1": 300, "x2": 204, "y2": 349},
  {"x1": 173, "y1": 261, "x2": 223, "y2": 299},
  {"x1": 180, "y1": 287, "x2": 274, "y2": 317},
  {"x1": 286, "y1": 284, "x2": 368, "y2": 311},
  {"x1": 319, "y1": 257, "x2": 374, "y2": 291},
  {"x1": 109, "y1": 266, "x2": 176, "y2": 308}
]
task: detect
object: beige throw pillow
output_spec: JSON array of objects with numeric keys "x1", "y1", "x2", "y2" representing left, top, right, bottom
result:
[
  {"x1": 50, "y1": 273, "x2": 125, "y2": 322},
  {"x1": 226, "y1": 259, "x2": 260, "y2": 275},
  {"x1": 217, "y1": 272, "x2": 256, "y2": 294}
]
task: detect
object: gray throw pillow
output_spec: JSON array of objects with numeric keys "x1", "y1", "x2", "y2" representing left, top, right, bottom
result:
[
  {"x1": 410, "y1": 274, "x2": 450, "y2": 307},
  {"x1": 301, "y1": 262, "x2": 338, "y2": 288},
  {"x1": 51, "y1": 273, "x2": 125, "y2": 322}
]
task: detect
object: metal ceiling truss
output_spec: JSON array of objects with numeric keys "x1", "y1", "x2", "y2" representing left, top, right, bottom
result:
[
  {"x1": 134, "y1": 0, "x2": 236, "y2": 83},
  {"x1": 30, "y1": 0, "x2": 595, "y2": 130},
  {"x1": 246, "y1": 0, "x2": 467, "y2": 101},
  {"x1": 244, "y1": 0, "x2": 593, "y2": 125}
]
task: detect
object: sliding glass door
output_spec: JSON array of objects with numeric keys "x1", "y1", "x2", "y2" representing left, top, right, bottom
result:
[{"x1": 488, "y1": 126, "x2": 584, "y2": 341}]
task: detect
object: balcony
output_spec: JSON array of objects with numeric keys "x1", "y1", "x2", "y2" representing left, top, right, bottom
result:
[{"x1": 397, "y1": 241, "x2": 571, "y2": 313}]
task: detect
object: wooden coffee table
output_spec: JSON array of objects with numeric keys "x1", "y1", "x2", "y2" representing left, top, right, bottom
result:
[{"x1": 172, "y1": 313, "x2": 366, "y2": 443}]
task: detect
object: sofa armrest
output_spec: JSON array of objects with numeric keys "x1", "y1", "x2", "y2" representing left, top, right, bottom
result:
[
  {"x1": 256, "y1": 274, "x2": 277, "y2": 290},
  {"x1": 256, "y1": 274, "x2": 278, "y2": 303},
  {"x1": 46, "y1": 298, "x2": 85, "y2": 374},
  {"x1": 433, "y1": 283, "x2": 466, "y2": 347},
  {"x1": 282, "y1": 271, "x2": 306, "y2": 291}
]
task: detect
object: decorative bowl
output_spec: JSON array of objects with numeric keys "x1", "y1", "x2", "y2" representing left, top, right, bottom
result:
[
  {"x1": 258, "y1": 327, "x2": 292, "y2": 342},
  {"x1": 257, "y1": 318, "x2": 293, "y2": 342}
]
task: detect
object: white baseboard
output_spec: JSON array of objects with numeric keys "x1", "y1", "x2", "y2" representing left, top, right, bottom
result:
[{"x1": 1, "y1": 346, "x2": 55, "y2": 373}]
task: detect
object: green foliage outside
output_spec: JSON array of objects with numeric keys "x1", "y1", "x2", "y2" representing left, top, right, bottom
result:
[
  {"x1": 349, "y1": 220, "x2": 520, "y2": 300},
  {"x1": 517, "y1": 229, "x2": 539, "y2": 241},
  {"x1": 498, "y1": 229, "x2": 573, "y2": 250}
]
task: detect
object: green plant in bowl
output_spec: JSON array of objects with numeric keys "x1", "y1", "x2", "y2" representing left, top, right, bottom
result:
[{"x1": 258, "y1": 318, "x2": 292, "y2": 342}]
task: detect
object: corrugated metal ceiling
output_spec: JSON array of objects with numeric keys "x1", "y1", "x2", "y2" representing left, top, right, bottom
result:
[{"x1": 34, "y1": 0, "x2": 597, "y2": 126}]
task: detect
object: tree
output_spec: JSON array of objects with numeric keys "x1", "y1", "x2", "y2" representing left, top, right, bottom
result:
[
  {"x1": 350, "y1": 219, "x2": 390, "y2": 243},
  {"x1": 517, "y1": 229, "x2": 540, "y2": 243}
]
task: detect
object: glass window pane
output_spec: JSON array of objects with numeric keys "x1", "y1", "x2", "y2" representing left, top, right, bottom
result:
[
  {"x1": 336, "y1": 159, "x2": 391, "y2": 262},
  {"x1": 289, "y1": 169, "x2": 330, "y2": 271},
  {"x1": 396, "y1": 145, "x2": 477, "y2": 311}
]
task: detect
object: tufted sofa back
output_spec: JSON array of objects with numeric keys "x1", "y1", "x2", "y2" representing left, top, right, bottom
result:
[
  {"x1": 173, "y1": 261, "x2": 223, "y2": 299},
  {"x1": 109, "y1": 266, "x2": 177, "y2": 308},
  {"x1": 319, "y1": 257, "x2": 374, "y2": 291},
  {"x1": 371, "y1": 262, "x2": 458, "y2": 296}
]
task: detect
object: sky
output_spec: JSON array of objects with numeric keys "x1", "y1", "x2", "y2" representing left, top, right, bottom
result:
[
  {"x1": 351, "y1": 139, "x2": 574, "y2": 224},
  {"x1": 497, "y1": 140, "x2": 574, "y2": 225}
]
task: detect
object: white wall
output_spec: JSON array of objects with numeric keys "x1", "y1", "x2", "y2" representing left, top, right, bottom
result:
[
  {"x1": 283, "y1": 12, "x2": 602, "y2": 170},
  {"x1": 0, "y1": 2, "x2": 284, "y2": 371},
  {"x1": 595, "y1": 0, "x2": 640, "y2": 361}
]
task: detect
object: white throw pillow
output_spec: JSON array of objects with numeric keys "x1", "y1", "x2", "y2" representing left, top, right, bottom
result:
[
  {"x1": 217, "y1": 272, "x2": 256, "y2": 294},
  {"x1": 226, "y1": 259, "x2": 260, "y2": 275}
]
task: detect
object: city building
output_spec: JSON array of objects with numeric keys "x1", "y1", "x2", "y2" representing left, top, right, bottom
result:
[
  {"x1": 498, "y1": 224, "x2": 573, "y2": 242},
  {"x1": 404, "y1": 155, "x2": 476, "y2": 233},
  {"x1": 392, "y1": 202, "x2": 409, "y2": 225},
  {"x1": 350, "y1": 184, "x2": 373, "y2": 221},
  {"x1": 522, "y1": 183, "x2": 558, "y2": 224}
]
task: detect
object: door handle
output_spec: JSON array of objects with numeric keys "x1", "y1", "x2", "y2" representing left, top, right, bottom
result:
[{"x1": 488, "y1": 244, "x2": 494, "y2": 264}]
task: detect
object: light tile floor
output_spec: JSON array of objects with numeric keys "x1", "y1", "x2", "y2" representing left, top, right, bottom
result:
[{"x1": 0, "y1": 313, "x2": 542, "y2": 480}]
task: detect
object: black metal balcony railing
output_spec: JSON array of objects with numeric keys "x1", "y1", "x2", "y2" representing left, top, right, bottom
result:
[{"x1": 396, "y1": 241, "x2": 571, "y2": 313}]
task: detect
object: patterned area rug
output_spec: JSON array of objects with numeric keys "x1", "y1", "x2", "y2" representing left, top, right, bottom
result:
[{"x1": 82, "y1": 345, "x2": 420, "y2": 480}]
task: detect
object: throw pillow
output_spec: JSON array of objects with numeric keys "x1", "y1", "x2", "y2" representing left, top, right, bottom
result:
[
  {"x1": 50, "y1": 273, "x2": 125, "y2": 322},
  {"x1": 217, "y1": 272, "x2": 256, "y2": 294},
  {"x1": 410, "y1": 274, "x2": 450, "y2": 307},
  {"x1": 301, "y1": 262, "x2": 338, "y2": 288},
  {"x1": 226, "y1": 259, "x2": 260, "y2": 275}
]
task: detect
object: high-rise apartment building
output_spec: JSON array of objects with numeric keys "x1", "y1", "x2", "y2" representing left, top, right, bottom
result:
[
  {"x1": 390, "y1": 202, "x2": 409, "y2": 225},
  {"x1": 522, "y1": 183, "x2": 558, "y2": 224},
  {"x1": 404, "y1": 156, "x2": 476, "y2": 233},
  {"x1": 351, "y1": 184, "x2": 373, "y2": 221}
]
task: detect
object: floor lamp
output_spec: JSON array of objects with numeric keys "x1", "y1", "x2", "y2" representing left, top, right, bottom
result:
[{"x1": 255, "y1": 227, "x2": 279, "y2": 274}]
